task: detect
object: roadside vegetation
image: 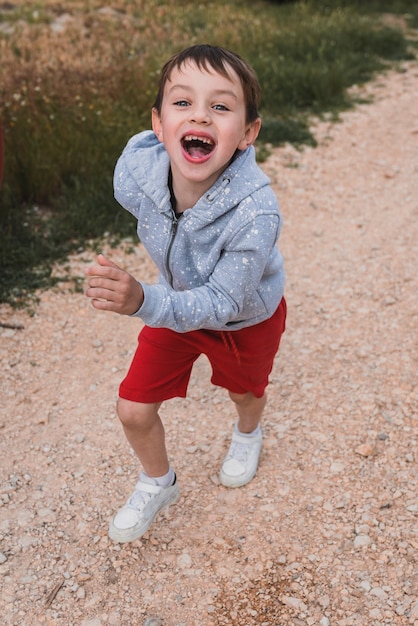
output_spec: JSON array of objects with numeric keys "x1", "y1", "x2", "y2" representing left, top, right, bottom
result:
[{"x1": 1, "y1": 0, "x2": 417, "y2": 307}]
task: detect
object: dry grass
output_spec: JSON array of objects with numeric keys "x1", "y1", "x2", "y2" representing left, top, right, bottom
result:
[
  {"x1": 1, "y1": 1, "x2": 261, "y2": 93},
  {"x1": 1, "y1": 2, "x2": 169, "y2": 98}
]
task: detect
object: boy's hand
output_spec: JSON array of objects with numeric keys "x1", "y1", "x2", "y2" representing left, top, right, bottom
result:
[{"x1": 85, "y1": 254, "x2": 143, "y2": 315}]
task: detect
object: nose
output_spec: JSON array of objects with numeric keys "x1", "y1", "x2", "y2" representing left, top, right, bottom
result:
[{"x1": 189, "y1": 103, "x2": 210, "y2": 125}]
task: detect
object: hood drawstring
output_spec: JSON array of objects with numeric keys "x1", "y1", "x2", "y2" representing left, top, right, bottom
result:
[
  {"x1": 221, "y1": 331, "x2": 241, "y2": 365},
  {"x1": 206, "y1": 177, "x2": 231, "y2": 203}
]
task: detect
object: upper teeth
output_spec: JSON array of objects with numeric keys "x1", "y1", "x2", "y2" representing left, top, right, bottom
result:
[{"x1": 184, "y1": 135, "x2": 214, "y2": 145}]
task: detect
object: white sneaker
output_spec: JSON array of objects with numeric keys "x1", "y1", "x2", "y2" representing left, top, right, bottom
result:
[
  {"x1": 220, "y1": 425, "x2": 263, "y2": 488},
  {"x1": 109, "y1": 473, "x2": 179, "y2": 543}
]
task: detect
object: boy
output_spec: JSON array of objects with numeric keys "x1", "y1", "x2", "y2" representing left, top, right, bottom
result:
[{"x1": 86, "y1": 44, "x2": 286, "y2": 543}]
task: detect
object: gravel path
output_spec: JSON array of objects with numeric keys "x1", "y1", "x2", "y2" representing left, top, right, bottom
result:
[{"x1": 1, "y1": 62, "x2": 417, "y2": 626}]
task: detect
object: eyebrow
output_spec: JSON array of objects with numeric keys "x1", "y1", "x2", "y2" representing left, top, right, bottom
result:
[{"x1": 167, "y1": 84, "x2": 238, "y2": 101}]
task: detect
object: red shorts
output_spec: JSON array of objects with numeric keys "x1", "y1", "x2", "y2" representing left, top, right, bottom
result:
[{"x1": 119, "y1": 298, "x2": 286, "y2": 403}]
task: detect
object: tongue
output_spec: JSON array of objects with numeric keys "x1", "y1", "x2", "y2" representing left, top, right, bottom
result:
[{"x1": 188, "y1": 145, "x2": 209, "y2": 158}]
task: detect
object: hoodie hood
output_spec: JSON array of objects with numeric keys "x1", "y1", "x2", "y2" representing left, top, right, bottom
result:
[{"x1": 120, "y1": 130, "x2": 271, "y2": 218}]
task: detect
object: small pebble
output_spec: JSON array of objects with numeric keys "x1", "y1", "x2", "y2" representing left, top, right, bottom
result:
[
  {"x1": 354, "y1": 535, "x2": 372, "y2": 548},
  {"x1": 143, "y1": 619, "x2": 163, "y2": 626}
]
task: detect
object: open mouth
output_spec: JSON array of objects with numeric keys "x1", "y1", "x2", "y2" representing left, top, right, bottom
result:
[{"x1": 181, "y1": 134, "x2": 215, "y2": 159}]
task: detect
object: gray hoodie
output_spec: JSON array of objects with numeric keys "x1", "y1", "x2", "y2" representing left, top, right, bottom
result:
[{"x1": 114, "y1": 130, "x2": 285, "y2": 332}]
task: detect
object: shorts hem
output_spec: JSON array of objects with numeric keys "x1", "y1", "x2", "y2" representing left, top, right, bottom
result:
[
  {"x1": 210, "y1": 379, "x2": 268, "y2": 398},
  {"x1": 118, "y1": 385, "x2": 187, "y2": 404}
]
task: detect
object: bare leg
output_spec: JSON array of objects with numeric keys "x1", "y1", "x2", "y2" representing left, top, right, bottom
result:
[
  {"x1": 117, "y1": 398, "x2": 169, "y2": 477},
  {"x1": 220, "y1": 391, "x2": 266, "y2": 488},
  {"x1": 228, "y1": 391, "x2": 267, "y2": 432},
  {"x1": 110, "y1": 398, "x2": 178, "y2": 543}
]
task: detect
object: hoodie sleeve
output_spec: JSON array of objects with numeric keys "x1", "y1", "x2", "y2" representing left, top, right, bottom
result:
[{"x1": 132, "y1": 207, "x2": 283, "y2": 332}]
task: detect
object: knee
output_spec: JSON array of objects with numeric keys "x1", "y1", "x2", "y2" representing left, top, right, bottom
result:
[
  {"x1": 228, "y1": 391, "x2": 252, "y2": 406},
  {"x1": 116, "y1": 398, "x2": 160, "y2": 430},
  {"x1": 228, "y1": 390, "x2": 266, "y2": 408}
]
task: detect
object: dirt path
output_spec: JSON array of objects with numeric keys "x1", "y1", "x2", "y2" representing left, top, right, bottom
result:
[{"x1": 1, "y1": 61, "x2": 417, "y2": 626}]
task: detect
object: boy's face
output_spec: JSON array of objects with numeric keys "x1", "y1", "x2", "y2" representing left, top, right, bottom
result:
[{"x1": 152, "y1": 60, "x2": 261, "y2": 196}]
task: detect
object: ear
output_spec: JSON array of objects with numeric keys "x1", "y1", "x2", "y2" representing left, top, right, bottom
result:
[
  {"x1": 152, "y1": 108, "x2": 163, "y2": 142},
  {"x1": 237, "y1": 117, "x2": 261, "y2": 150}
]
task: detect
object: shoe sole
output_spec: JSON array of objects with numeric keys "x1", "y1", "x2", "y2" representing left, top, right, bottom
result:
[{"x1": 108, "y1": 485, "x2": 180, "y2": 543}]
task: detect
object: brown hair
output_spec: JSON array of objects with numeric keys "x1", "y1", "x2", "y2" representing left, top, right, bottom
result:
[{"x1": 152, "y1": 44, "x2": 261, "y2": 123}]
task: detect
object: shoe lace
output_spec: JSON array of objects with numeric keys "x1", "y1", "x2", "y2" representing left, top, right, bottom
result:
[
  {"x1": 126, "y1": 481, "x2": 155, "y2": 511},
  {"x1": 227, "y1": 441, "x2": 250, "y2": 464}
]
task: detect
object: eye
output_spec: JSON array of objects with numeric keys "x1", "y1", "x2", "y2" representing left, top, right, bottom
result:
[
  {"x1": 212, "y1": 104, "x2": 229, "y2": 111},
  {"x1": 173, "y1": 100, "x2": 190, "y2": 107}
]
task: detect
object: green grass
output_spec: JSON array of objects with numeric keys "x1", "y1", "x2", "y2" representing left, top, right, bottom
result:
[{"x1": 0, "y1": 0, "x2": 417, "y2": 306}]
